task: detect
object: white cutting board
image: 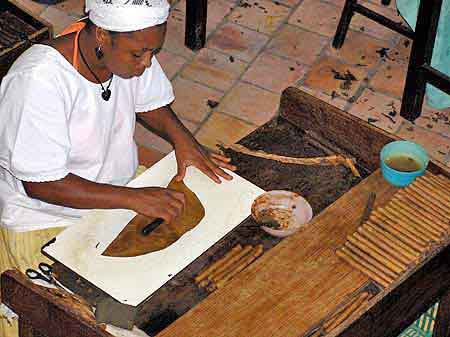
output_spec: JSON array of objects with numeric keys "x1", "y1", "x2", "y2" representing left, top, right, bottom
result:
[{"x1": 43, "y1": 151, "x2": 265, "y2": 306}]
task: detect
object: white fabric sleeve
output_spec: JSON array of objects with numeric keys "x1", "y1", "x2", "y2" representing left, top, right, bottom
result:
[
  {"x1": 0, "y1": 72, "x2": 70, "y2": 182},
  {"x1": 134, "y1": 56, "x2": 175, "y2": 113}
]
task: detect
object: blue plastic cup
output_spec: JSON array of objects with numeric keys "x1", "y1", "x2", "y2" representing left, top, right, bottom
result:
[{"x1": 380, "y1": 141, "x2": 429, "y2": 187}]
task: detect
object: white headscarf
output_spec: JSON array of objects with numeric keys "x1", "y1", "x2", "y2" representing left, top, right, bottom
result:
[{"x1": 85, "y1": 0, "x2": 170, "y2": 33}]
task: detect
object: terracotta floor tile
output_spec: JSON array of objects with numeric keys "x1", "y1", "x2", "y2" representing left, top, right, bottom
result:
[
  {"x1": 218, "y1": 82, "x2": 280, "y2": 125},
  {"x1": 55, "y1": 0, "x2": 85, "y2": 17},
  {"x1": 294, "y1": 84, "x2": 348, "y2": 110},
  {"x1": 206, "y1": 0, "x2": 236, "y2": 35},
  {"x1": 325, "y1": 30, "x2": 388, "y2": 68},
  {"x1": 171, "y1": 0, "x2": 236, "y2": 37},
  {"x1": 350, "y1": 1, "x2": 404, "y2": 41},
  {"x1": 181, "y1": 48, "x2": 247, "y2": 92},
  {"x1": 229, "y1": 0, "x2": 291, "y2": 34},
  {"x1": 415, "y1": 104, "x2": 450, "y2": 139},
  {"x1": 15, "y1": 0, "x2": 48, "y2": 17},
  {"x1": 171, "y1": 77, "x2": 223, "y2": 123},
  {"x1": 289, "y1": 0, "x2": 342, "y2": 37},
  {"x1": 195, "y1": 113, "x2": 256, "y2": 150},
  {"x1": 397, "y1": 122, "x2": 450, "y2": 164},
  {"x1": 164, "y1": 8, "x2": 195, "y2": 58},
  {"x1": 207, "y1": 23, "x2": 270, "y2": 62},
  {"x1": 387, "y1": 38, "x2": 412, "y2": 65},
  {"x1": 135, "y1": 123, "x2": 173, "y2": 155},
  {"x1": 274, "y1": 0, "x2": 302, "y2": 7},
  {"x1": 348, "y1": 89, "x2": 403, "y2": 133},
  {"x1": 369, "y1": 62, "x2": 407, "y2": 99},
  {"x1": 156, "y1": 50, "x2": 187, "y2": 80},
  {"x1": 242, "y1": 52, "x2": 308, "y2": 93},
  {"x1": 303, "y1": 56, "x2": 368, "y2": 98},
  {"x1": 40, "y1": 7, "x2": 78, "y2": 36},
  {"x1": 266, "y1": 25, "x2": 329, "y2": 65},
  {"x1": 135, "y1": 117, "x2": 199, "y2": 155},
  {"x1": 322, "y1": 0, "x2": 346, "y2": 7}
]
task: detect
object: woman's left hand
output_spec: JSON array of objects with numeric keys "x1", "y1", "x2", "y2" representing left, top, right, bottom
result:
[{"x1": 174, "y1": 140, "x2": 236, "y2": 183}]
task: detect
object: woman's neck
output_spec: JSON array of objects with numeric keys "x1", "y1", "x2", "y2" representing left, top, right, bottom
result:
[{"x1": 78, "y1": 29, "x2": 112, "y2": 83}]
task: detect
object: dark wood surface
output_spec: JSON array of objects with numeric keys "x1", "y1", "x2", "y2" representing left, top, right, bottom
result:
[
  {"x1": 2, "y1": 87, "x2": 450, "y2": 337},
  {"x1": 1, "y1": 270, "x2": 113, "y2": 337},
  {"x1": 0, "y1": 0, "x2": 51, "y2": 82}
]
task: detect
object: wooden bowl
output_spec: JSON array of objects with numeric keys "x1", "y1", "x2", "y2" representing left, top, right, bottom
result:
[{"x1": 251, "y1": 190, "x2": 313, "y2": 238}]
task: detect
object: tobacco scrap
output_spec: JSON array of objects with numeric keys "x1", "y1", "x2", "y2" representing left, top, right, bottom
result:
[
  {"x1": 376, "y1": 47, "x2": 390, "y2": 59},
  {"x1": 331, "y1": 69, "x2": 357, "y2": 91},
  {"x1": 218, "y1": 142, "x2": 361, "y2": 177},
  {"x1": 207, "y1": 99, "x2": 219, "y2": 108}
]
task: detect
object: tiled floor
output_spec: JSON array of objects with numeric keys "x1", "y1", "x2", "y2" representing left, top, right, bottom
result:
[{"x1": 18, "y1": 0, "x2": 450, "y2": 167}]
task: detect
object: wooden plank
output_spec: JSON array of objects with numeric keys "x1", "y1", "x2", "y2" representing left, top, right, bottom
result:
[
  {"x1": 279, "y1": 87, "x2": 450, "y2": 177},
  {"x1": 1, "y1": 270, "x2": 113, "y2": 337},
  {"x1": 157, "y1": 171, "x2": 398, "y2": 337}
]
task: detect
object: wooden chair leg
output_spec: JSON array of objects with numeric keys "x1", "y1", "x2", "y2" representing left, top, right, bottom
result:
[
  {"x1": 185, "y1": 0, "x2": 207, "y2": 51},
  {"x1": 433, "y1": 292, "x2": 450, "y2": 337},
  {"x1": 400, "y1": 0, "x2": 442, "y2": 121},
  {"x1": 332, "y1": 0, "x2": 357, "y2": 49}
]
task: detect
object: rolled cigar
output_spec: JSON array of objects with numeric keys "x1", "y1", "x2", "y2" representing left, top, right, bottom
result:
[
  {"x1": 369, "y1": 216, "x2": 426, "y2": 252},
  {"x1": 357, "y1": 227, "x2": 413, "y2": 265},
  {"x1": 364, "y1": 221, "x2": 420, "y2": 258},
  {"x1": 416, "y1": 177, "x2": 450, "y2": 203},
  {"x1": 309, "y1": 330, "x2": 322, "y2": 337},
  {"x1": 374, "y1": 210, "x2": 432, "y2": 245},
  {"x1": 407, "y1": 185, "x2": 450, "y2": 217},
  {"x1": 207, "y1": 245, "x2": 254, "y2": 282},
  {"x1": 400, "y1": 189, "x2": 450, "y2": 220},
  {"x1": 409, "y1": 184, "x2": 450, "y2": 211},
  {"x1": 345, "y1": 241, "x2": 399, "y2": 279},
  {"x1": 436, "y1": 174, "x2": 450, "y2": 188},
  {"x1": 337, "y1": 249, "x2": 390, "y2": 288},
  {"x1": 395, "y1": 194, "x2": 449, "y2": 225},
  {"x1": 360, "y1": 223, "x2": 418, "y2": 260},
  {"x1": 348, "y1": 234, "x2": 405, "y2": 273},
  {"x1": 425, "y1": 172, "x2": 450, "y2": 189},
  {"x1": 382, "y1": 206, "x2": 442, "y2": 241},
  {"x1": 195, "y1": 244, "x2": 243, "y2": 284},
  {"x1": 215, "y1": 245, "x2": 264, "y2": 289},
  {"x1": 324, "y1": 291, "x2": 370, "y2": 332},
  {"x1": 390, "y1": 197, "x2": 448, "y2": 232}
]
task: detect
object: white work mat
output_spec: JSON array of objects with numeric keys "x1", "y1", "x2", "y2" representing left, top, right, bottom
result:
[{"x1": 43, "y1": 152, "x2": 265, "y2": 306}]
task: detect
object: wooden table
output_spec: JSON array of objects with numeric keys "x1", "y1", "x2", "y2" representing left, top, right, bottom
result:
[{"x1": 2, "y1": 87, "x2": 450, "y2": 337}]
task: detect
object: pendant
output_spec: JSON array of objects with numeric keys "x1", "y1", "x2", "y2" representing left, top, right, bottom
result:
[{"x1": 102, "y1": 89, "x2": 111, "y2": 101}]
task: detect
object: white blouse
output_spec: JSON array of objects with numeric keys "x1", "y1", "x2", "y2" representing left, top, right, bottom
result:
[{"x1": 0, "y1": 45, "x2": 174, "y2": 232}]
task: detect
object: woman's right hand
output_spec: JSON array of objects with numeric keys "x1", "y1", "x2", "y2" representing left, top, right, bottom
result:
[{"x1": 129, "y1": 187, "x2": 185, "y2": 222}]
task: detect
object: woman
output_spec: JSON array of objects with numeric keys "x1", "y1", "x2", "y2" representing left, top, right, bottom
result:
[{"x1": 0, "y1": 0, "x2": 234, "y2": 335}]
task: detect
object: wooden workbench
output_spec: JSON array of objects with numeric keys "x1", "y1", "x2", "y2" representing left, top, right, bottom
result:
[{"x1": 2, "y1": 87, "x2": 450, "y2": 337}]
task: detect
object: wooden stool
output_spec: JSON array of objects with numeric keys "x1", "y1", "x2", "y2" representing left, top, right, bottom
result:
[{"x1": 333, "y1": 0, "x2": 450, "y2": 121}]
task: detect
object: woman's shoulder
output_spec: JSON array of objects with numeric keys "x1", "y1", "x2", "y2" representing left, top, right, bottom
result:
[{"x1": 7, "y1": 43, "x2": 76, "y2": 81}]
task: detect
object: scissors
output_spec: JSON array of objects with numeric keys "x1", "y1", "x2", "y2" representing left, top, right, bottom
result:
[{"x1": 25, "y1": 262, "x2": 72, "y2": 293}]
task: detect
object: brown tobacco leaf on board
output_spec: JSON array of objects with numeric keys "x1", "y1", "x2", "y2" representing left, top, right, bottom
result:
[{"x1": 102, "y1": 178, "x2": 205, "y2": 257}]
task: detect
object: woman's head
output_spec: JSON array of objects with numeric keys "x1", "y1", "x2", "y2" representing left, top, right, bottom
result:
[{"x1": 85, "y1": 0, "x2": 170, "y2": 79}]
